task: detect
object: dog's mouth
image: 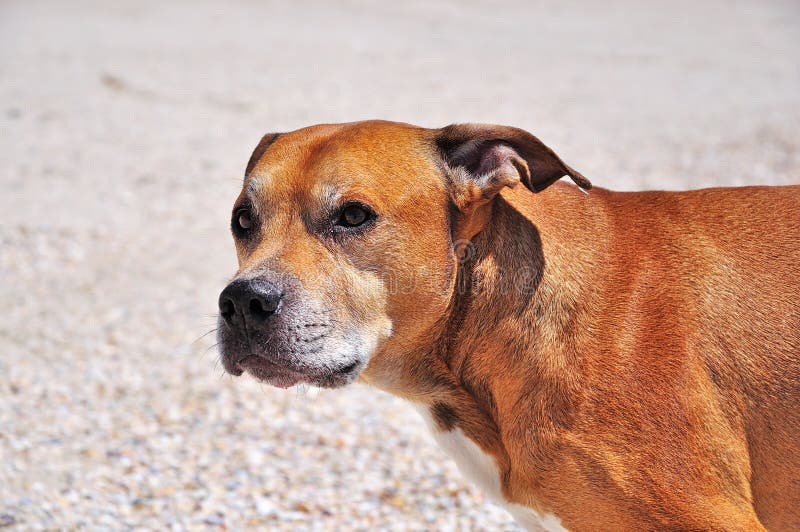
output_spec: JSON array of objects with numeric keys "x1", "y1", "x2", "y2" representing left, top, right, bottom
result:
[
  {"x1": 229, "y1": 354, "x2": 364, "y2": 389},
  {"x1": 237, "y1": 355, "x2": 305, "y2": 389}
]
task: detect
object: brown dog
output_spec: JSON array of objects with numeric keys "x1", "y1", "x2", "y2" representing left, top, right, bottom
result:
[{"x1": 217, "y1": 120, "x2": 800, "y2": 530}]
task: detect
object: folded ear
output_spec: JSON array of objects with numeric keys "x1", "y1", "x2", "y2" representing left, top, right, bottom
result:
[{"x1": 436, "y1": 123, "x2": 591, "y2": 212}]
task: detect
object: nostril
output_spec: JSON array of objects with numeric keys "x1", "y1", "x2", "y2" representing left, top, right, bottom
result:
[
  {"x1": 220, "y1": 298, "x2": 237, "y2": 325},
  {"x1": 249, "y1": 297, "x2": 264, "y2": 316},
  {"x1": 219, "y1": 279, "x2": 282, "y2": 332},
  {"x1": 249, "y1": 296, "x2": 278, "y2": 321},
  {"x1": 221, "y1": 279, "x2": 282, "y2": 331}
]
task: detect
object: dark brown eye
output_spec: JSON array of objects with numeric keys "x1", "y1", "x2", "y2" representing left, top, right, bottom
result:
[
  {"x1": 338, "y1": 204, "x2": 370, "y2": 227},
  {"x1": 233, "y1": 207, "x2": 254, "y2": 235},
  {"x1": 238, "y1": 210, "x2": 252, "y2": 229}
]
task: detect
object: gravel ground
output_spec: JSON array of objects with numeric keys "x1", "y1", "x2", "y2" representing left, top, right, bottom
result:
[{"x1": 1, "y1": 1, "x2": 798, "y2": 530}]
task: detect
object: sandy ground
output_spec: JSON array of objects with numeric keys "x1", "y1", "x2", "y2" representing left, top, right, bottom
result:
[{"x1": 1, "y1": 0, "x2": 798, "y2": 529}]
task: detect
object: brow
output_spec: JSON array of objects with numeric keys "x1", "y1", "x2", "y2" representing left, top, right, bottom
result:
[
  {"x1": 245, "y1": 178, "x2": 262, "y2": 198},
  {"x1": 316, "y1": 182, "x2": 343, "y2": 213}
]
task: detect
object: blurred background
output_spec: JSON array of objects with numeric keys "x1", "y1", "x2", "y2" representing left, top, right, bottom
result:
[{"x1": 1, "y1": 0, "x2": 798, "y2": 529}]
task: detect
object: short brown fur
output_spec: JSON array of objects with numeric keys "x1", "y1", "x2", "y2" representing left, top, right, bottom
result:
[{"x1": 231, "y1": 120, "x2": 799, "y2": 530}]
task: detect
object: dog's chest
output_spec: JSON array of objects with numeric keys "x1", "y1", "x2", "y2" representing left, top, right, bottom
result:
[{"x1": 415, "y1": 406, "x2": 565, "y2": 531}]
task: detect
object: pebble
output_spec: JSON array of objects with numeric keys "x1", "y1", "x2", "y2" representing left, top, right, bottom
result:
[
  {"x1": 0, "y1": 219, "x2": 517, "y2": 529},
  {"x1": 2, "y1": 0, "x2": 798, "y2": 530}
]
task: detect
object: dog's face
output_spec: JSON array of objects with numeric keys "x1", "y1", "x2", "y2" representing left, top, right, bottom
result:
[
  {"x1": 217, "y1": 122, "x2": 455, "y2": 388},
  {"x1": 217, "y1": 121, "x2": 589, "y2": 389}
]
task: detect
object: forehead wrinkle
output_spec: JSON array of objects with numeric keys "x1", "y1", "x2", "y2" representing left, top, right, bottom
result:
[
  {"x1": 246, "y1": 121, "x2": 425, "y2": 218},
  {"x1": 310, "y1": 126, "x2": 437, "y2": 211},
  {"x1": 313, "y1": 156, "x2": 400, "y2": 215}
]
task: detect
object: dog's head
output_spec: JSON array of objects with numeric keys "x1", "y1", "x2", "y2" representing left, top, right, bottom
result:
[{"x1": 217, "y1": 121, "x2": 589, "y2": 389}]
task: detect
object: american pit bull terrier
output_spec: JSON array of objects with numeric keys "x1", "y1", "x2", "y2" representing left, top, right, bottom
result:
[{"x1": 217, "y1": 120, "x2": 799, "y2": 530}]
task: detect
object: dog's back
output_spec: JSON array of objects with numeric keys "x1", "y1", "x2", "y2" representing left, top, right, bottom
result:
[{"x1": 598, "y1": 185, "x2": 800, "y2": 529}]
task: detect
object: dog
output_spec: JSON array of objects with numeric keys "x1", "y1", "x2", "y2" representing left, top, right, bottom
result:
[{"x1": 216, "y1": 120, "x2": 799, "y2": 531}]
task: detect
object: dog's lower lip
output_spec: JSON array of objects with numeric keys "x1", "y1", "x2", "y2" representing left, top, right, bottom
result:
[
  {"x1": 229, "y1": 355, "x2": 361, "y2": 389},
  {"x1": 237, "y1": 354, "x2": 261, "y2": 367},
  {"x1": 237, "y1": 355, "x2": 303, "y2": 389}
]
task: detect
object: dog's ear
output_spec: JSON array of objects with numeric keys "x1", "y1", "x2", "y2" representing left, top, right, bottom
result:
[
  {"x1": 245, "y1": 133, "x2": 281, "y2": 175},
  {"x1": 436, "y1": 123, "x2": 591, "y2": 212}
]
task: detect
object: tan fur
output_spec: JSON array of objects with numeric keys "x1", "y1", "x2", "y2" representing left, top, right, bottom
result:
[{"x1": 230, "y1": 120, "x2": 800, "y2": 530}]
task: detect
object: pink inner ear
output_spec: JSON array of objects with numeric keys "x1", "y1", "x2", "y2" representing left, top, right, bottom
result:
[{"x1": 474, "y1": 142, "x2": 520, "y2": 178}]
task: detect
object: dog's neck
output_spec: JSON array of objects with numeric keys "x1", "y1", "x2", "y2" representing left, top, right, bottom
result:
[
  {"x1": 366, "y1": 187, "x2": 599, "y2": 495},
  {"x1": 438, "y1": 193, "x2": 588, "y2": 421}
]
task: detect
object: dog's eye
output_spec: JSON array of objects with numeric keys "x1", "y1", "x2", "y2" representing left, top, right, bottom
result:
[
  {"x1": 337, "y1": 204, "x2": 372, "y2": 228},
  {"x1": 238, "y1": 210, "x2": 252, "y2": 229},
  {"x1": 233, "y1": 207, "x2": 253, "y2": 235}
]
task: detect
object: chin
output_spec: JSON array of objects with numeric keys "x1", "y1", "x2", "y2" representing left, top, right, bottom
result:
[
  {"x1": 241, "y1": 355, "x2": 364, "y2": 389},
  {"x1": 219, "y1": 340, "x2": 368, "y2": 390}
]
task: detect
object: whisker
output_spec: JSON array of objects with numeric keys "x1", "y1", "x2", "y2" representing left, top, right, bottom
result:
[
  {"x1": 192, "y1": 328, "x2": 219, "y2": 345},
  {"x1": 203, "y1": 343, "x2": 220, "y2": 360}
]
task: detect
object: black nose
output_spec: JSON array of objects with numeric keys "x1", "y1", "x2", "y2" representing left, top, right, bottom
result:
[{"x1": 218, "y1": 278, "x2": 283, "y2": 333}]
